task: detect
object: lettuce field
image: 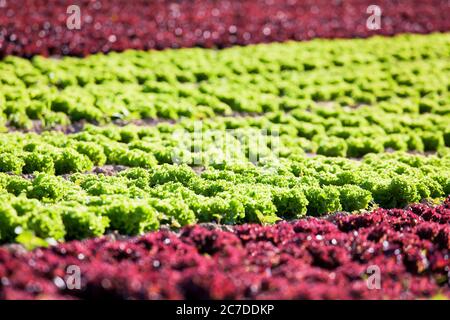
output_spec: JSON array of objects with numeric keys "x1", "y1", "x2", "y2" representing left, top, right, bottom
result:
[{"x1": 0, "y1": 0, "x2": 449, "y2": 301}]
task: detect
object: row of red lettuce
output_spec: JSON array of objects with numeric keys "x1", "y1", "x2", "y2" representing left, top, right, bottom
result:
[
  {"x1": 0, "y1": 196, "x2": 448, "y2": 299},
  {"x1": 1, "y1": 0, "x2": 449, "y2": 57}
]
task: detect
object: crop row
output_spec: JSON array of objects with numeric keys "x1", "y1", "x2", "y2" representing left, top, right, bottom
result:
[
  {"x1": 1, "y1": 33, "x2": 449, "y2": 129},
  {"x1": 1, "y1": 0, "x2": 449, "y2": 57},
  {"x1": 0, "y1": 146, "x2": 449, "y2": 242},
  {"x1": 0, "y1": 197, "x2": 448, "y2": 300},
  {"x1": 0, "y1": 106, "x2": 449, "y2": 177}
]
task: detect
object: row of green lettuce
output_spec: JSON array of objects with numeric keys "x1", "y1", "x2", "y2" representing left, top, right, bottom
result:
[
  {"x1": 1, "y1": 150, "x2": 449, "y2": 242},
  {"x1": 0, "y1": 33, "x2": 449, "y2": 129},
  {"x1": 0, "y1": 108, "x2": 449, "y2": 176}
]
